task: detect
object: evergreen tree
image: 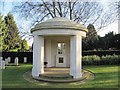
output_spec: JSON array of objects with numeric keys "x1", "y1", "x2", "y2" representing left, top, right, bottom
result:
[
  {"x1": 114, "y1": 34, "x2": 120, "y2": 50},
  {"x1": 4, "y1": 13, "x2": 21, "y2": 51},
  {"x1": 86, "y1": 24, "x2": 98, "y2": 40},
  {"x1": 83, "y1": 24, "x2": 98, "y2": 50},
  {"x1": 20, "y1": 39, "x2": 29, "y2": 51},
  {"x1": 0, "y1": 13, "x2": 8, "y2": 51},
  {"x1": 103, "y1": 31, "x2": 115, "y2": 49}
]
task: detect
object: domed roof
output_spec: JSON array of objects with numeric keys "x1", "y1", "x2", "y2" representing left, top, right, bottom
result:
[{"x1": 31, "y1": 17, "x2": 88, "y2": 33}]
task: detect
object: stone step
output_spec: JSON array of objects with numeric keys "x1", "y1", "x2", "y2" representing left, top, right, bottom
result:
[{"x1": 39, "y1": 74, "x2": 72, "y2": 79}]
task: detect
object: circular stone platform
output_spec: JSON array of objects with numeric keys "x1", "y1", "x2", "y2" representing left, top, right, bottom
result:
[{"x1": 23, "y1": 68, "x2": 94, "y2": 83}]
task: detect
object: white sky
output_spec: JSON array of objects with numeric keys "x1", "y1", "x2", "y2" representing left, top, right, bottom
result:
[
  {"x1": 0, "y1": 0, "x2": 119, "y2": 46},
  {"x1": 97, "y1": 21, "x2": 118, "y2": 37},
  {"x1": 97, "y1": 0, "x2": 118, "y2": 36}
]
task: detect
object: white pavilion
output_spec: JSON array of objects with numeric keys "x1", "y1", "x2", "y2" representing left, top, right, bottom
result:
[{"x1": 31, "y1": 17, "x2": 88, "y2": 79}]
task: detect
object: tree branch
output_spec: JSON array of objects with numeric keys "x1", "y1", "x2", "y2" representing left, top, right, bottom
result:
[
  {"x1": 57, "y1": 1, "x2": 62, "y2": 17},
  {"x1": 42, "y1": 0, "x2": 54, "y2": 18}
]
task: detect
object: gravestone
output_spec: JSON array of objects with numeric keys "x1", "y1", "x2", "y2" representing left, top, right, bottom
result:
[
  {"x1": 24, "y1": 57, "x2": 27, "y2": 63},
  {"x1": 0, "y1": 60, "x2": 5, "y2": 69},
  {"x1": 0, "y1": 57, "x2": 3, "y2": 60},
  {"x1": 14, "y1": 57, "x2": 19, "y2": 66},
  {"x1": 5, "y1": 58, "x2": 9, "y2": 65},
  {"x1": 7, "y1": 57, "x2": 11, "y2": 63}
]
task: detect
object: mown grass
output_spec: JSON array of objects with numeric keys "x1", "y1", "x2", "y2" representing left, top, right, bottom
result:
[{"x1": 2, "y1": 64, "x2": 119, "y2": 89}]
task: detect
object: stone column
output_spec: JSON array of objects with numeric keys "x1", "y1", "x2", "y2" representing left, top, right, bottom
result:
[
  {"x1": 70, "y1": 35, "x2": 82, "y2": 79},
  {"x1": 32, "y1": 35, "x2": 44, "y2": 77}
]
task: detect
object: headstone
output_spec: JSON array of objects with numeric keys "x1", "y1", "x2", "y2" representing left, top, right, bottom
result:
[
  {"x1": 5, "y1": 58, "x2": 9, "y2": 65},
  {"x1": 0, "y1": 60, "x2": 5, "y2": 69},
  {"x1": 14, "y1": 57, "x2": 19, "y2": 66},
  {"x1": 24, "y1": 57, "x2": 27, "y2": 63},
  {"x1": 0, "y1": 57, "x2": 3, "y2": 60},
  {"x1": 7, "y1": 57, "x2": 11, "y2": 62}
]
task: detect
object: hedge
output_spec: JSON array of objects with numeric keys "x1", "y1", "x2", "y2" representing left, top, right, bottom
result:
[
  {"x1": 82, "y1": 54, "x2": 120, "y2": 65},
  {"x1": 1, "y1": 52, "x2": 120, "y2": 65},
  {"x1": 82, "y1": 50, "x2": 120, "y2": 57},
  {"x1": 1, "y1": 52, "x2": 33, "y2": 63}
]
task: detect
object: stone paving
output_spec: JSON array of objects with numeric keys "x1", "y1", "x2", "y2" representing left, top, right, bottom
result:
[{"x1": 43, "y1": 68, "x2": 70, "y2": 78}]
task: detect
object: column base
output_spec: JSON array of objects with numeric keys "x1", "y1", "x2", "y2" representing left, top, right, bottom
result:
[
  {"x1": 39, "y1": 69, "x2": 44, "y2": 74},
  {"x1": 32, "y1": 68, "x2": 44, "y2": 77},
  {"x1": 32, "y1": 68, "x2": 39, "y2": 77},
  {"x1": 73, "y1": 73, "x2": 82, "y2": 79}
]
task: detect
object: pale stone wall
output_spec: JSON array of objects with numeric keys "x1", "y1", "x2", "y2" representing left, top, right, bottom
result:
[
  {"x1": 66, "y1": 40, "x2": 70, "y2": 67},
  {"x1": 44, "y1": 36, "x2": 70, "y2": 67},
  {"x1": 44, "y1": 39, "x2": 52, "y2": 67},
  {"x1": 51, "y1": 40, "x2": 57, "y2": 67}
]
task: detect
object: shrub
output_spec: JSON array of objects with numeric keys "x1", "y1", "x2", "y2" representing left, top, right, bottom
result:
[
  {"x1": 101, "y1": 54, "x2": 119, "y2": 65},
  {"x1": 82, "y1": 54, "x2": 120, "y2": 65},
  {"x1": 82, "y1": 55, "x2": 100, "y2": 65}
]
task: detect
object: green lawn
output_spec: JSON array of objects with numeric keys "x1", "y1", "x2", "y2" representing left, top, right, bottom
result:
[{"x1": 2, "y1": 64, "x2": 119, "y2": 88}]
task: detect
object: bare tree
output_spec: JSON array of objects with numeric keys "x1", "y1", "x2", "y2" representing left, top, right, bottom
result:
[{"x1": 13, "y1": 0, "x2": 118, "y2": 32}]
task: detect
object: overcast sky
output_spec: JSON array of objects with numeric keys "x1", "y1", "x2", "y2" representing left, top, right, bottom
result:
[{"x1": 0, "y1": 0, "x2": 119, "y2": 46}]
